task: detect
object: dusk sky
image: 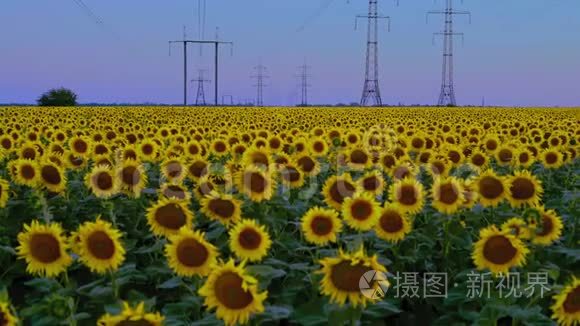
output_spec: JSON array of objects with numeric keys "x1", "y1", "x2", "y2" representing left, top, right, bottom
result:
[{"x1": 1, "y1": 0, "x2": 579, "y2": 106}]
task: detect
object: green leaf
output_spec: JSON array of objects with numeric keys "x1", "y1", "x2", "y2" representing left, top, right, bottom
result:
[{"x1": 158, "y1": 276, "x2": 182, "y2": 289}]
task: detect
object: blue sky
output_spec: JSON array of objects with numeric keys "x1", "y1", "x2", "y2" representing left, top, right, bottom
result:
[{"x1": 1, "y1": 0, "x2": 579, "y2": 106}]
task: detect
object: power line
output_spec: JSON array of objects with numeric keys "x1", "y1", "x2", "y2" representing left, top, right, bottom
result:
[{"x1": 70, "y1": 0, "x2": 120, "y2": 40}]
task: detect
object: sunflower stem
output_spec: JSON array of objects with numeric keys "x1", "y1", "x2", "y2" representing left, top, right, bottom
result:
[{"x1": 110, "y1": 270, "x2": 119, "y2": 299}]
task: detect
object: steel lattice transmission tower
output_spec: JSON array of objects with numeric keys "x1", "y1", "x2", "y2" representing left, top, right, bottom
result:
[
  {"x1": 297, "y1": 59, "x2": 311, "y2": 106},
  {"x1": 428, "y1": 0, "x2": 471, "y2": 106},
  {"x1": 251, "y1": 64, "x2": 268, "y2": 106},
  {"x1": 192, "y1": 69, "x2": 210, "y2": 106},
  {"x1": 356, "y1": 0, "x2": 391, "y2": 106}
]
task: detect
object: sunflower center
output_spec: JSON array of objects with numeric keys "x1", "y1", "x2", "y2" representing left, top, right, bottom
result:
[
  {"x1": 498, "y1": 149, "x2": 512, "y2": 163},
  {"x1": 117, "y1": 319, "x2": 155, "y2": 326},
  {"x1": 486, "y1": 140, "x2": 498, "y2": 151},
  {"x1": 30, "y1": 233, "x2": 61, "y2": 263},
  {"x1": 382, "y1": 155, "x2": 396, "y2": 169},
  {"x1": 209, "y1": 199, "x2": 235, "y2": 218},
  {"x1": 545, "y1": 152, "x2": 557, "y2": 164},
  {"x1": 313, "y1": 141, "x2": 325, "y2": 153},
  {"x1": 142, "y1": 144, "x2": 154, "y2": 155},
  {"x1": 518, "y1": 152, "x2": 529, "y2": 163},
  {"x1": 0, "y1": 310, "x2": 7, "y2": 326},
  {"x1": 350, "y1": 150, "x2": 368, "y2": 164},
  {"x1": 536, "y1": 215, "x2": 554, "y2": 237},
  {"x1": 73, "y1": 140, "x2": 88, "y2": 153},
  {"x1": 41, "y1": 165, "x2": 61, "y2": 185},
  {"x1": 155, "y1": 204, "x2": 187, "y2": 230},
  {"x1": 439, "y1": 183, "x2": 459, "y2": 205},
  {"x1": 393, "y1": 166, "x2": 410, "y2": 180},
  {"x1": 329, "y1": 180, "x2": 356, "y2": 205},
  {"x1": 510, "y1": 178, "x2": 535, "y2": 200},
  {"x1": 23, "y1": 147, "x2": 36, "y2": 159},
  {"x1": 380, "y1": 211, "x2": 403, "y2": 233},
  {"x1": 362, "y1": 176, "x2": 380, "y2": 191},
  {"x1": 563, "y1": 286, "x2": 580, "y2": 314},
  {"x1": 95, "y1": 144, "x2": 108, "y2": 155},
  {"x1": 431, "y1": 161, "x2": 446, "y2": 175},
  {"x1": 166, "y1": 162, "x2": 182, "y2": 178},
  {"x1": 472, "y1": 154, "x2": 485, "y2": 166},
  {"x1": 246, "y1": 172, "x2": 266, "y2": 193},
  {"x1": 164, "y1": 185, "x2": 186, "y2": 200},
  {"x1": 398, "y1": 185, "x2": 418, "y2": 206},
  {"x1": 330, "y1": 260, "x2": 372, "y2": 292},
  {"x1": 238, "y1": 228, "x2": 262, "y2": 250},
  {"x1": 87, "y1": 231, "x2": 115, "y2": 260},
  {"x1": 283, "y1": 167, "x2": 301, "y2": 182},
  {"x1": 479, "y1": 176, "x2": 504, "y2": 199},
  {"x1": 214, "y1": 142, "x2": 227, "y2": 153},
  {"x1": 351, "y1": 200, "x2": 372, "y2": 221},
  {"x1": 95, "y1": 172, "x2": 113, "y2": 190},
  {"x1": 189, "y1": 161, "x2": 207, "y2": 178},
  {"x1": 176, "y1": 238, "x2": 209, "y2": 267},
  {"x1": 121, "y1": 166, "x2": 140, "y2": 186},
  {"x1": 21, "y1": 164, "x2": 36, "y2": 180},
  {"x1": 482, "y1": 235, "x2": 517, "y2": 265},
  {"x1": 311, "y1": 216, "x2": 332, "y2": 235},
  {"x1": 448, "y1": 151, "x2": 461, "y2": 164},
  {"x1": 214, "y1": 272, "x2": 254, "y2": 310},
  {"x1": 297, "y1": 156, "x2": 315, "y2": 172},
  {"x1": 411, "y1": 138, "x2": 424, "y2": 149}
]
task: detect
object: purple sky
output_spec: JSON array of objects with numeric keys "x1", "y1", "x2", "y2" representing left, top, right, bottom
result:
[{"x1": 1, "y1": 0, "x2": 579, "y2": 106}]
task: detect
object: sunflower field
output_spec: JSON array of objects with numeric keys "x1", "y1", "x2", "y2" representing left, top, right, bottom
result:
[{"x1": 0, "y1": 106, "x2": 578, "y2": 326}]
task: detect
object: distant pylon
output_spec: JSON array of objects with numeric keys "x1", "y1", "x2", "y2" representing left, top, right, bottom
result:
[
  {"x1": 251, "y1": 63, "x2": 268, "y2": 106},
  {"x1": 192, "y1": 69, "x2": 211, "y2": 106},
  {"x1": 297, "y1": 59, "x2": 311, "y2": 106},
  {"x1": 356, "y1": 0, "x2": 391, "y2": 107},
  {"x1": 428, "y1": 0, "x2": 471, "y2": 106}
]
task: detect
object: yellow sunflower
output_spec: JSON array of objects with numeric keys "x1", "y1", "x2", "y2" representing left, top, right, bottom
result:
[
  {"x1": 116, "y1": 159, "x2": 147, "y2": 198},
  {"x1": 16, "y1": 220, "x2": 72, "y2": 277},
  {"x1": 242, "y1": 146, "x2": 272, "y2": 169},
  {"x1": 322, "y1": 174, "x2": 359, "y2": 210},
  {"x1": 279, "y1": 163, "x2": 304, "y2": 189},
  {"x1": 346, "y1": 148, "x2": 372, "y2": 170},
  {"x1": 295, "y1": 153, "x2": 321, "y2": 177},
  {"x1": 501, "y1": 217, "x2": 532, "y2": 240},
  {"x1": 86, "y1": 165, "x2": 118, "y2": 199},
  {"x1": 68, "y1": 136, "x2": 91, "y2": 157},
  {"x1": 200, "y1": 192, "x2": 242, "y2": 226},
  {"x1": 229, "y1": 219, "x2": 272, "y2": 262},
  {"x1": 375, "y1": 203, "x2": 412, "y2": 243},
  {"x1": 531, "y1": 207, "x2": 564, "y2": 246},
  {"x1": 300, "y1": 207, "x2": 343, "y2": 246},
  {"x1": 76, "y1": 218, "x2": 126, "y2": 274},
  {"x1": 341, "y1": 192, "x2": 381, "y2": 231},
  {"x1": 187, "y1": 156, "x2": 210, "y2": 181},
  {"x1": 236, "y1": 165, "x2": 275, "y2": 202},
  {"x1": 161, "y1": 158, "x2": 187, "y2": 184},
  {"x1": 11, "y1": 159, "x2": 39, "y2": 187},
  {"x1": 318, "y1": 247, "x2": 388, "y2": 307},
  {"x1": 358, "y1": 170, "x2": 385, "y2": 196},
  {"x1": 0, "y1": 178, "x2": 9, "y2": 208},
  {"x1": 506, "y1": 170, "x2": 543, "y2": 208},
  {"x1": 97, "y1": 301, "x2": 165, "y2": 326},
  {"x1": 472, "y1": 225, "x2": 529, "y2": 275},
  {"x1": 309, "y1": 137, "x2": 329, "y2": 157},
  {"x1": 146, "y1": 198, "x2": 194, "y2": 237},
  {"x1": 137, "y1": 139, "x2": 158, "y2": 162},
  {"x1": 551, "y1": 277, "x2": 580, "y2": 326},
  {"x1": 198, "y1": 259, "x2": 268, "y2": 326},
  {"x1": 38, "y1": 161, "x2": 67, "y2": 193},
  {"x1": 461, "y1": 178, "x2": 479, "y2": 209},
  {"x1": 539, "y1": 149, "x2": 563, "y2": 169},
  {"x1": 431, "y1": 176, "x2": 465, "y2": 215},
  {"x1": 165, "y1": 227, "x2": 218, "y2": 277},
  {"x1": 0, "y1": 301, "x2": 18, "y2": 326},
  {"x1": 475, "y1": 170, "x2": 507, "y2": 207},
  {"x1": 389, "y1": 177, "x2": 425, "y2": 214}
]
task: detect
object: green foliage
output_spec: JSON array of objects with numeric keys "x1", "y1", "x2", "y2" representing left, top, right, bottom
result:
[{"x1": 37, "y1": 88, "x2": 78, "y2": 107}]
